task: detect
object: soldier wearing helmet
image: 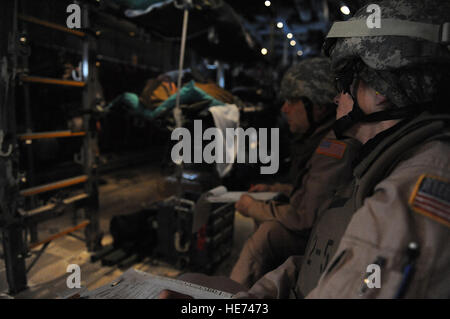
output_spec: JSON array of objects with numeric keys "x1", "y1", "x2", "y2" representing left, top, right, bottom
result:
[
  {"x1": 234, "y1": 57, "x2": 337, "y2": 220},
  {"x1": 160, "y1": 0, "x2": 449, "y2": 299},
  {"x1": 235, "y1": 0, "x2": 450, "y2": 299},
  {"x1": 241, "y1": 57, "x2": 338, "y2": 198},
  {"x1": 157, "y1": 58, "x2": 362, "y2": 297},
  {"x1": 230, "y1": 58, "x2": 362, "y2": 288}
]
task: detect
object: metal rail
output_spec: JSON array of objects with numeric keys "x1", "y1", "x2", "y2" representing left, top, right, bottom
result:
[
  {"x1": 20, "y1": 76, "x2": 85, "y2": 87},
  {"x1": 19, "y1": 175, "x2": 88, "y2": 197},
  {"x1": 18, "y1": 131, "x2": 86, "y2": 140},
  {"x1": 28, "y1": 220, "x2": 90, "y2": 249},
  {"x1": 20, "y1": 193, "x2": 89, "y2": 218},
  {"x1": 18, "y1": 14, "x2": 86, "y2": 37}
]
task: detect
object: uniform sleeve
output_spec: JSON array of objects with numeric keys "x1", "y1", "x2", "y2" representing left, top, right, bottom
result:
[
  {"x1": 234, "y1": 256, "x2": 304, "y2": 299},
  {"x1": 275, "y1": 138, "x2": 361, "y2": 232},
  {"x1": 246, "y1": 201, "x2": 289, "y2": 224},
  {"x1": 306, "y1": 140, "x2": 450, "y2": 299}
]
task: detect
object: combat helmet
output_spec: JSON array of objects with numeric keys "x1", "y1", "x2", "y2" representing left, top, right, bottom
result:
[
  {"x1": 323, "y1": 0, "x2": 450, "y2": 137},
  {"x1": 279, "y1": 57, "x2": 337, "y2": 134}
]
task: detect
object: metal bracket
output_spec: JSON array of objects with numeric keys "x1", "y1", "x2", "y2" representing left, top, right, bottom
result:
[
  {"x1": 74, "y1": 150, "x2": 84, "y2": 165},
  {"x1": 0, "y1": 130, "x2": 13, "y2": 157},
  {"x1": 174, "y1": 0, "x2": 194, "y2": 10},
  {"x1": 441, "y1": 22, "x2": 450, "y2": 44},
  {"x1": 1, "y1": 56, "x2": 8, "y2": 83},
  {"x1": 174, "y1": 231, "x2": 190, "y2": 252}
]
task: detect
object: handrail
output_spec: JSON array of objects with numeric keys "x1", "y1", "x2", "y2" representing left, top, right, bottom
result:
[
  {"x1": 20, "y1": 175, "x2": 88, "y2": 197},
  {"x1": 18, "y1": 14, "x2": 86, "y2": 37},
  {"x1": 20, "y1": 75, "x2": 86, "y2": 87},
  {"x1": 18, "y1": 131, "x2": 86, "y2": 140},
  {"x1": 28, "y1": 220, "x2": 90, "y2": 249},
  {"x1": 21, "y1": 193, "x2": 89, "y2": 218}
]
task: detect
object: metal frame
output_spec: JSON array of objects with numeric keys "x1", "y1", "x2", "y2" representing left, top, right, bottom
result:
[{"x1": 0, "y1": 0, "x2": 101, "y2": 295}]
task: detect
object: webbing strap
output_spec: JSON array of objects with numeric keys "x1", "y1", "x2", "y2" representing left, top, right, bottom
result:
[{"x1": 327, "y1": 19, "x2": 449, "y2": 44}]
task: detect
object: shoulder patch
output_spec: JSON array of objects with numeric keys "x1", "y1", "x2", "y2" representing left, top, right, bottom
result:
[
  {"x1": 315, "y1": 139, "x2": 347, "y2": 159},
  {"x1": 409, "y1": 174, "x2": 450, "y2": 228}
]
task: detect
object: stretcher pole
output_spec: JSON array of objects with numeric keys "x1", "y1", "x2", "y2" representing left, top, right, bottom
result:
[{"x1": 173, "y1": 1, "x2": 192, "y2": 198}]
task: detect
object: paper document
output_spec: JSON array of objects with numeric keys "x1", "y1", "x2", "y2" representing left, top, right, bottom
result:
[
  {"x1": 192, "y1": 186, "x2": 278, "y2": 233},
  {"x1": 205, "y1": 186, "x2": 278, "y2": 203},
  {"x1": 73, "y1": 268, "x2": 233, "y2": 299}
]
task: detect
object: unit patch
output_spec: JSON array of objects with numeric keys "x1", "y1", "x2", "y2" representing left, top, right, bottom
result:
[
  {"x1": 409, "y1": 174, "x2": 450, "y2": 228},
  {"x1": 316, "y1": 139, "x2": 347, "y2": 159}
]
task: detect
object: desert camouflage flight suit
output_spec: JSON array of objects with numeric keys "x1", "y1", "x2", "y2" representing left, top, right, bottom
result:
[
  {"x1": 243, "y1": 117, "x2": 336, "y2": 219},
  {"x1": 265, "y1": 117, "x2": 336, "y2": 196},
  {"x1": 230, "y1": 133, "x2": 362, "y2": 288},
  {"x1": 235, "y1": 112, "x2": 450, "y2": 298}
]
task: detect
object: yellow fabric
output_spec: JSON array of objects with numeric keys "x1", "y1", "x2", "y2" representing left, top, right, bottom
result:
[
  {"x1": 140, "y1": 79, "x2": 177, "y2": 109},
  {"x1": 153, "y1": 81, "x2": 177, "y2": 101},
  {"x1": 139, "y1": 79, "x2": 234, "y2": 110},
  {"x1": 194, "y1": 82, "x2": 235, "y2": 104}
]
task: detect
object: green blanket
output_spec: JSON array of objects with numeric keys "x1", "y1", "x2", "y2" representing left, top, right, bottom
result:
[{"x1": 105, "y1": 81, "x2": 225, "y2": 120}]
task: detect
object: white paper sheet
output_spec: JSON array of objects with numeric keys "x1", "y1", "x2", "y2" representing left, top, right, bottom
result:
[
  {"x1": 77, "y1": 268, "x2": 233, "y2": 299},
  {"x1": 207, "y1": 191, "x2": 278, "y2": 203}
]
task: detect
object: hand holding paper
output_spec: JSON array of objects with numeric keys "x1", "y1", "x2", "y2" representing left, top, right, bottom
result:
[{"x1": 235, "y1": 194, "x2": 256, "y2": 217}]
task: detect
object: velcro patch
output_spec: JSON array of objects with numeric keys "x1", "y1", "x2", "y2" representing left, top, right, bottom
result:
[
  {"x1": 316, "y1": 139, "x2": 347, "y2": 159},
  {"x1": 409, "y1": 174, "x2": 450, "y2": 228}
]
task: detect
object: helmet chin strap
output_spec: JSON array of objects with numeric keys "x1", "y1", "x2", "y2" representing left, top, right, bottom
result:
[
  {"x1": 300, "y1": 97, "x2": 336, "y2": 137},
  {"x1": 333, "y1": 78, "x2": 365, "y2": 139},
  {"x1": 301, "y1": 97, "x2": 318, "y2": 137},
  {"x1": 332, "y1": 80, "x2": 425, "y2": 139}
]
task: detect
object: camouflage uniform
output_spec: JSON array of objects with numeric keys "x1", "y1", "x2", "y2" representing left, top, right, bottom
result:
[
  {"x1": 230, "y1": 134, "x2": 362, "y2": 288},
  {"x1": 237, "y1": 57, "x2": 338, "y2": 217},
  {"x1": 245, "y1": 57, "x2": 338, "y2": 201},
  {"x1": 235, "y1": 0, "x2": 450, "y2": 298},
  {"x1": 230, "y1": 58, "x2": 342, "y2": 287},
  {"x1": 270, "y1": 119, "x2": 335, "y2": 196},
  {"x1": 278, "y1": 57, "x2": 338, "y2": 191}
]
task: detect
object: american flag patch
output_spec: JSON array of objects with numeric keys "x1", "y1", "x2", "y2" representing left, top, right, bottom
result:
[
  {"x1": 409, "y1": 175, "x2": 450, "y2": 228},
  {"x1": 315, "y1": 139, "x2": 347, "y2": 159}
]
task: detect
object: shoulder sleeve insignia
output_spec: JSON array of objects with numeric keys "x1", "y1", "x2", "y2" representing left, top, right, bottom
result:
[
  {"x1": 409, "y1": 174, "x2": 450, "y2": 228},
  {"x1": 315, "y1": 138, "x2": 347, "y2": 159}
]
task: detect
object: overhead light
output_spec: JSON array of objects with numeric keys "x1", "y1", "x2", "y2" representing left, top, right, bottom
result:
[
  {"x1": 19, "y1": 36, "x2": 27, "y2": 43},
  {"x1": 287, "y1": 33, "x2": 293, "y2": 39},
  {"x1": 340, "y1": 5, "x2": 351, "y2": 15},
  {"x1": 129, "y1": 31, "x2": 136, "y2": 37},
  {"x1": 264, "y1": 0, "x2": 271, "y2": 7},
  {"x1": 96, "y1": 30, "x2": 101, "y2": 36},
  {"x1": 261, "y1": 48, "x2": 268, "y2": 55},
  {"x1": 297, "y1": 50, "x2": 303, "y2": 56},
  {"x1": 290, "y1": 40, "x2": 296, "y2": 46},
  {"x1": 96, "y1": 61, "x2": 101, "y2": 67},
  {"x1": 277, "y1": 22, "x2": 283, "y2": 29}
]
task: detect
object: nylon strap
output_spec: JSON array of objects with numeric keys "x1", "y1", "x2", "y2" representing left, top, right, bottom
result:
[{"x1": 327, "y1": 19, "x2": 449, "y2": 44}]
